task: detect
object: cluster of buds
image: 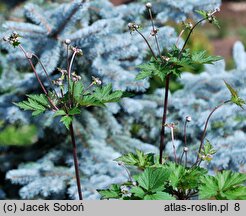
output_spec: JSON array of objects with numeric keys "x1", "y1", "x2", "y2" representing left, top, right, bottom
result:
[
  {"x1": 185, "y1": 116, "x2": 192, "y2": 122},
  {"x1": 183, "y1": 22, "x2": 193, "y2": 30},
  {"x1": 128, "y1": 22, "x2": 140, "y2": 33},
  {"x1": 145, "y1": 2, "x2": 152, "y2": 9},
  {"x1": 207, "y1": 8, "x2": 220, "y2": 23},
  {"x1": 70, "y1": 46, "x2": 83, "y2": 56},
  {"x1": 150, "y1": 28, "x2": 159, "y2": 37},
  {"x1": 200, "y1": 154, "x2": 213, "y2": 162},
  {"x1": 183, "y1": 147, "x2": 189, "y2": 152},
  {"x1": 120, "y1": 185, "x2": 132, "y2": 197},
  {"x1": 3, "y1": 32, "x2": 21, "y2": 48},
  {"x1": 92, "y1": 76, "x2": 102, "y2": 85},
  {"x1": 64, "y1": 39, "x2": 71, "y2": 45},
  {"x1": 165, "y1": 122, "x2": 177, "y2": 129},
  {"x1": 161, "y1": 56, "x2": 170, "y2": 62},
  {"x1": 71, "y1": 72, "x2": 82, "y2": 82},
  {"x1": 52, "y1": 68, "x2": 67, "y2": 86},
  {"x1": 53, "y1": 77, "x2": 64, "y2": 86}
]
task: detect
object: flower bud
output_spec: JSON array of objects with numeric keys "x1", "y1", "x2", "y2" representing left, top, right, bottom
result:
[
  {"x1": 65, "y1": 39, "x2": 71, "y2": 45},
  {"x1": 26, "y1": 52, "x2": 33, "y2": 59},
  {"x1": 145, "y1": 2, "x2": 152, "y2": 9},
  {"x1": 183, "y1": 147, "x2": 189, "y2": 152},
  {"x1": 186, "y1": 116, "x2": 192, "y2": 122}
]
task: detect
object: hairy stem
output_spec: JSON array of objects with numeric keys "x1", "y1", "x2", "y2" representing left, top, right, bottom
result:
[
  {"x1": 135, "y1": 29, "x2": 157, "y2": 60},
  {"x1": 148, "y1": 8, "x2": 161, "y2": 57},
  {"x1": 69, "y1": 122, "x2": 83, "y2": 200},
  {"x1": 159, "y1": 74, "x2": 170, "y2": 163},
  {"x1": 170, "y1": 126, "x2": 177, "y2": 163},
  {"x1": 32, "y1": 53, "x2": 59, "y2": 98},
  {"x1": 195, "y1": 100, "x2": 231, "y2": 164},
  {"x1": 179, "y1": 18, "x2": 206, "y2": 56},
  {"x1": 19, "y1": 45, "x2": 59, "y2": 111}
]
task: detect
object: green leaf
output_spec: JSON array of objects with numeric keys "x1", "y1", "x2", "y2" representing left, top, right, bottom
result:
[
  {"x1": 224, "y1": 81, "x2": 245, "y2": 109},
  {"x1": 27, "y1": 94, "x2": 49, "y2": 107},
  {"x1": 93, "y1": 84, "x2": 123, "y2": 103},
  {"x1": 136, "y1": 57, "x2": 170, "y2": 81},
  {"x1": 72, "y1": 82, "x2": 84, "y2": 102},
  {"x1": 14, "y1": 94, "x2": 49, "y2": 116},
  {"x1": 137, "y1": 167, "x2": 167, "y2": 192},
  {"x1": 199, "y1": 170, "x2": 246, "y2": 200},
  {"x1": 167, "y1": 162, "x2": 186, "y2": 188},
  {"x1": 144, "y1": 192, "x2": 175, "y2": 200},
  {"x1": 130, "y1": 186, "x2": 145, "y2": 199},
  {"x1": 223, "y1": 186, "x2": 246, "y2": 200},
  {"x1": 192, "y1": 50, "x2": 222, "y2": 65},
  {"x1": 195, "y1": 10, "x2": 207, "y2": 19},
  {"x1": 97, "y1": 184, "x2": 121, "y2": 199},
  {"x1": 199, "y1": 175, "x2": 218, "y2": 199},
  {"x1": 114, "y1": 150, "x2": 155, "y2": 169},
  {"x1": 79, "y1": 95, "x2": 104, "y2": 107},
  {"x1": 180, "y1": 167, "x2": 208, "y2": 190},
  {"x1": 60, "y1": 115, "x2": 73, "y2": 130},
  {"x1": 199, "y1": 140, "x2": 217, "y2": 162},
  {"x1": 53, "y1": 110, "x2": 66, "y2": 117},
  {"x1": 68, "y1": 107, "x2": 81, "y2": 116}
]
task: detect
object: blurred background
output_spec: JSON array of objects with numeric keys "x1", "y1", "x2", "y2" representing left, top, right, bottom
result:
[{"x1": 1, "y1": 0, "x2": 246, "y2": 68}]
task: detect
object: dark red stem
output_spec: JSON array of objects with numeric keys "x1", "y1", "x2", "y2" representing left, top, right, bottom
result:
[
  {"x1": 195, "y1": 100, "x2": 230, "y2": 164},
  {"x1": 159, "y1": 74, "x2": 170, "y2": 163},
  {"x1": 69, "y1": 122, "x2": 83, "y2": 200}
]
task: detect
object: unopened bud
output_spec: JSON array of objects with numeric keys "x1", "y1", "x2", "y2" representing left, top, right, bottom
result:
[
  {"x1": 65, "y1": 39, "x2": 71, "y2": 45},
  {"x1": 26, "y1": 52, "x2": 33, "y2": 59},
  {"x1": 128, "y1": 22, "x2": 134, "y2": 29},
  {"x1": 186, "y1": 116, "x2": 192, "y2": 122},
  {"x1": 92, "y1": 76, "x2": 102, "y2": 85},
  {"x1": 117, "y1": 161, "x2": 124, "y2": 166},
  {"x1": 183, "y1": 147, "x2": 189, "y2": 152},
  {"x1": 145, "y1": 2, "x2": 152, "y2": 9}
]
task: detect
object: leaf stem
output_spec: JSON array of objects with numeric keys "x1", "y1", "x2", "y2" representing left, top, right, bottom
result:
[
  {"x1": 195, "y1": 100, "x2": 231, "y2": 165},
  {"x1": 69, "y1": 122, "x2": 83, "y2": 200},
  {"x1": 32, "y1": 53, "x2": 59, "y2": 98},
  {"x1": 135, "y1": 29, "x2": 157, "y2": 60},
  {"x1": 19, "y1": 45, "x2": 59, "y2": 111},
  {"x1": 148, "y1": 8, "x2": 161, "y2": 57},
  {"x1": 159, "y1": 74, "x2": 170, "y2": 164},
  {"x1": 179, "y1": 18, "x2": 206, "y2": 56}
]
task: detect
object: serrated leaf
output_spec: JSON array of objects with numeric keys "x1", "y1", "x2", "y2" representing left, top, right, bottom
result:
[
  {"x1": 60, "y1": 115, "x2": 73, "y2": 130},
  {"x1": 224, "y1": 81, "x2": 245, "y2": 109},
  {"x1": 223, "y1": 186, "x2": 246, "y2": 200},
  {"x1": 78, "y1": 95, "x2": 104, "y2": 107},
  {"x1": 93, "y1": 84, "x2": 123, "y2": 103},
  {"x1": 144, "y1": 192, "x2": 175, "y2": 200},
  {"x1": 97, "y1": 184, "x2": 121, "y2": 199},
  {"x1": 199, "y1": 170, "x2": 246, "y2": 200},
  {"x1": 71, "y1": 82, "x2": 84, "y2": 102},
  {"x1": 53, "y1": 110, "x2": 66, "y2": 117},
  {"x1": 167, "y1": 162, "x2": 185, "y2": 188},
  {"x1": 199, "y1": 175, "x2": 218, "y2": 199},
  {"x1": 137, "y1": 167, "x2": 167, "y2": 192},
  {"x1": 195, "y1": 10, "x2": 207, "y2": 19},
  {"x1": 192, "y1": 50, "x2": 222, "y2": 65},
  {"x1": 115, "y1": 152, "x2": 138, "y2": 165},
  {"x1": 130, "y1": 186, "x2": 145, "y2": 198},
  {"x1": 14, "y1": 94, "x2": 49, "y2": 116},
  {"x1": 68, "y1": 107, "x2": 81, "y2": 115},
  {"x1": 26, "y1": 94, "x2": 49, "y2": 107},
  {"x1": 114, "y1": 150, "x2": 155, "y2": 169}
]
